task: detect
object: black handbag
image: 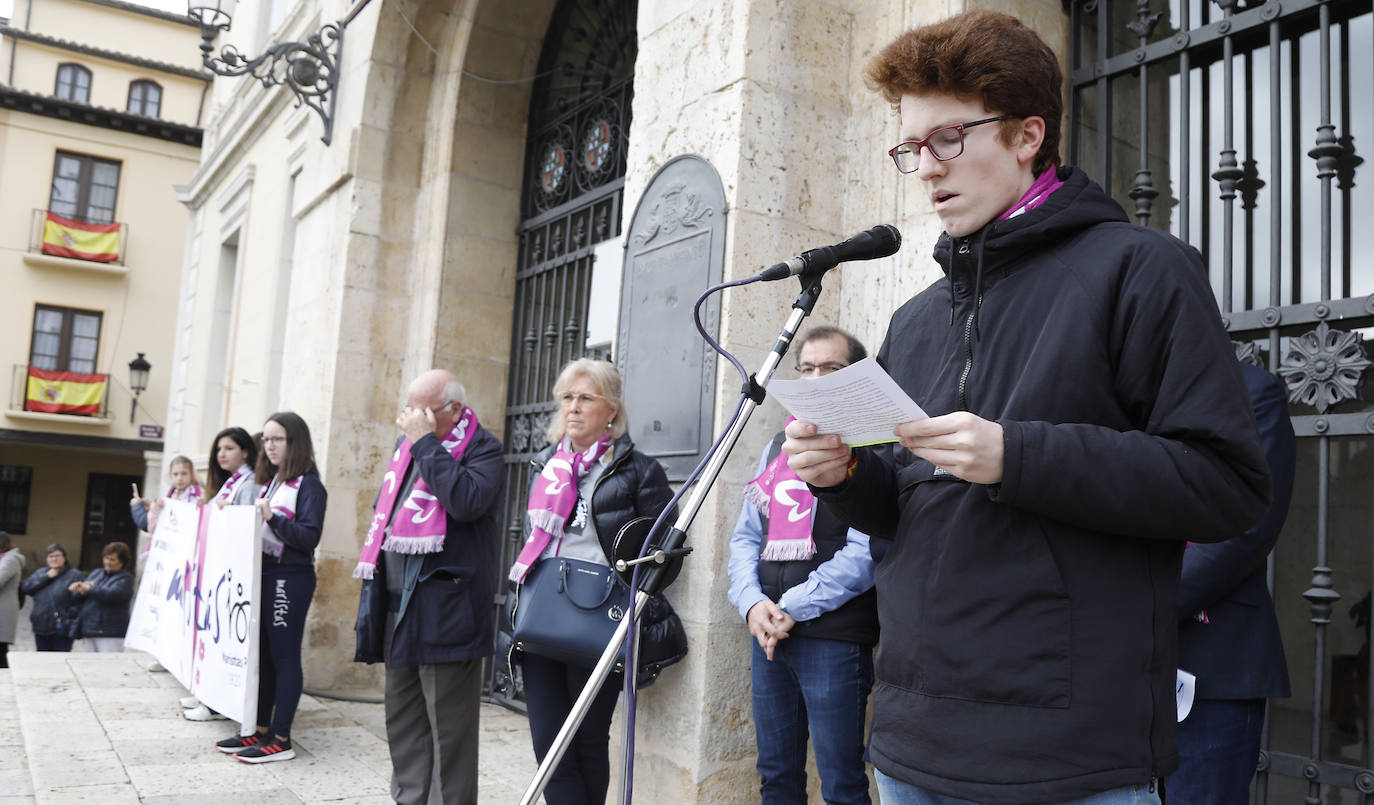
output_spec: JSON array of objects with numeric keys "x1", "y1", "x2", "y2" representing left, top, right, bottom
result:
[{"x1": 510, "y1": 557, "x2": 629, "y2": 669}]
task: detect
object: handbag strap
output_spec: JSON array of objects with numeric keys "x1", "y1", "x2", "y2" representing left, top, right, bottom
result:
[{"x1": 559, "y1": 560, "x2": 618, "y2": 610}]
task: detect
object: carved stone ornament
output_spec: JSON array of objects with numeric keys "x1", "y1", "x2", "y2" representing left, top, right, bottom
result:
[
  {"x1": 1277, "y1": 322, "x2": 1371, "y2": 413},
  {"x1": 631, "y1": 182, "x2": 715, "y2": 247}
]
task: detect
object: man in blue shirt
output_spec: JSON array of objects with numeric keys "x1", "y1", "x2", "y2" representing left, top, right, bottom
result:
[{"x1": 728, "y1": 326, "x2": 880, "y2": 805}]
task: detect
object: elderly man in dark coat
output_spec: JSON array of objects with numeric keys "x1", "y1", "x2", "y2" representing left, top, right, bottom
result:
[{"x1": 353, "y1": 369, "x2": 505, "y2": 805}]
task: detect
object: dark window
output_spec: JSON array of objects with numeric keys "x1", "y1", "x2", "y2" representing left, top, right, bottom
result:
[
  {"x1": 30, "y1": 305, "x2": 101, "y2": 374},
  {"x1": 55, "y1": 63, "x2": 91, "y2": 103},
  {"x1": 49, "y1": 151, "x2": 120, "y2": 224},
  {"x1": 127, "y1": 80, "x2": 161, "y2": 117},
  {"x1": 0, "y1": 466, "x2": 33, "y2": 534}
]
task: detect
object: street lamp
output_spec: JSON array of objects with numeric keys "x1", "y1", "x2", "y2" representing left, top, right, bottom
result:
[
  {"x1": 187, "y1": 0, "x2": 343, "y2": 144},
  {"x1": 128, "y1": 353, "x2": 151, "y2": 424}
]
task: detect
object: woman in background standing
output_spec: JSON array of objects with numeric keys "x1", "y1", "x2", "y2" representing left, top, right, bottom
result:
[
  {"x1": 0, "y1": 532, "x2": 25, "y2": 667},
  {"x1": 68, "y1": 541, "x2": 134, "y2": 652},
  {"x1": 21, "y1": 543, "x2": 82, "y2": 652},
  {"x1": 215, "y1": 411, "x2": 326, "y2": 764}
]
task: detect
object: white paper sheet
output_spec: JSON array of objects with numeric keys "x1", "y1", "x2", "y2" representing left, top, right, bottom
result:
[
  {"x1": 767, "y1": 357, "x2": 928, "y2": 446},
  {"x1": 1176, "y1": 669, "x2": 1197, "y2": 722}
]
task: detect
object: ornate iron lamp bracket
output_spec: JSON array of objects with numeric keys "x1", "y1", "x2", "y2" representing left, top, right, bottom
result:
[{"x1": 197, "y1": 23, "x2": 342, "y2": 145}]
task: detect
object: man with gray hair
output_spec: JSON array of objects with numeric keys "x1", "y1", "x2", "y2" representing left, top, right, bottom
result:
[{"x1": 353, "y1": 369, "x2": 505, "y2": 805}]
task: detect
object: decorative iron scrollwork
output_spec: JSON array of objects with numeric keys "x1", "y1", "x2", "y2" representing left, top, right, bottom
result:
[
  {"x1": 1277, "y1": 322, "x2": 1371, "y2": 413},
  {"x1": 200, "y1": 24, "x2": 341, "y2": 145},
  {"x1": 1126, "y1": 0, "x2": 1162, "y2": 39},
  {"x1": 1233, "y1": 340, "x2": 1263, "y2": 367},
  {"x1": 510, "y1": 413, "x2": 531, "y2": 452}
]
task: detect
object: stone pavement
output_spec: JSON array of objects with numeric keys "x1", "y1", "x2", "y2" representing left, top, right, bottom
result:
[{"x1": 0, "y1": 648, "x2": 537, "y2": 804}]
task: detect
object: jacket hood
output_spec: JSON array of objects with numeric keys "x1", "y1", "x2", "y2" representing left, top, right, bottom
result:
[{"x1": 932, "y1": 166, "x2": 1130, "y2": 274}]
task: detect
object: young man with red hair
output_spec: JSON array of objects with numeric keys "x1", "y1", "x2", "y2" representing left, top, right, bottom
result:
[{"x1": 783, "y1": 11, "x2": 1272, "y2": 805}]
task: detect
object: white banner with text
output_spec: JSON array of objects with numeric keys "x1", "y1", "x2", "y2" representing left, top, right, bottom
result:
[{"x1": 125, "y1": 500, "x2": 260, "y2": 727}]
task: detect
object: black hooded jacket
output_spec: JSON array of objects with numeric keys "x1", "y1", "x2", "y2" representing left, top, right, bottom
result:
[{"x1": 816, "y1": 167, "x2": 1271, "y2": 804}]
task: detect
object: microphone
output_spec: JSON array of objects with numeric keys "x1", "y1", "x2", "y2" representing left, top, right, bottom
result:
[{"x1": 759, "y1": 224, "x2": 902, "y2": 281}]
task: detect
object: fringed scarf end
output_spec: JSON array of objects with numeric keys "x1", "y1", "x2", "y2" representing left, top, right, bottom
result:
[{"x1": 759, "y1": 540, "x2": 817, "y2": 562}]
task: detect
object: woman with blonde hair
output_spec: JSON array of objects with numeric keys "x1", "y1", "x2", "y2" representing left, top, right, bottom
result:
[{"x1": 505, "y1": 358, "x2": 686, "y2": 804}]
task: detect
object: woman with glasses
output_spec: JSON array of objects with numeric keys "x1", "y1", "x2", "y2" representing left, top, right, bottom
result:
[
  {"x1": 21, "y1": 543, "x2": 82, "y2": 652},
  {"x1": 215, "y1": 411, "x2": 326, "y2": 764},
  {"x1": 505, "y1": 358, "x2": 686, "y2": 805}
]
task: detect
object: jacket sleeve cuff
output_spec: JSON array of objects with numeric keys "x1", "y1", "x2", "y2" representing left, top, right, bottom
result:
[
  {"x1": 737, "y1": 589, "x2": 769, "y2": 622},
  {"x1": 778, "y1": 588, "x2": 819, "y2": 622},
  {"x1": 990, "y1": 419, "x2": 1027, "y2": 504}
]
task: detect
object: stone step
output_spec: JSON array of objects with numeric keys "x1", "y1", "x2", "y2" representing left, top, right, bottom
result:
[{"x1": 4, "y1": 650, "x2": 535, "y2": 803}]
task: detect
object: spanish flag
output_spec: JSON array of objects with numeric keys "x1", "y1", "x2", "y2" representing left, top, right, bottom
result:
[
  {"x1": 25, "y1": 367, "x2": 107, "y2": 415},
  {"x1": 41, "y1": 212, "x2": 121, "y2": 263}
]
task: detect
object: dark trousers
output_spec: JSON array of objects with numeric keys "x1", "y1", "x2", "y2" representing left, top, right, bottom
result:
[
  {"x1": 257, "y1": 569, "x2": 315, "y2": 737},
  {"x1": 1171, "y1": 698, "x2": 1266, "y2": 805},
  {"x1": 751, "y1": 637, "x2": 874, "y2": 805},
  {"x1": 522, "y1": 653, "x2": 621, "y2": 805},
  {"x1": 385, "y1": 658, "x2": 483, "y2": 805},
  {"x1": 34, "y1": 633, "x2": 74, "y2": 652},
  {"x1": 0, "y1": 642, "x2": 7, "y2": 668}
]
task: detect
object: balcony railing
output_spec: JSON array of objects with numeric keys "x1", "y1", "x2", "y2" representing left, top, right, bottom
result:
[
  {"x1": 28, "y1": 209, "x2": 128, "y2": 266},
  {"x1": 10, "y1": 363, "x2": 111, "y2": 419}
]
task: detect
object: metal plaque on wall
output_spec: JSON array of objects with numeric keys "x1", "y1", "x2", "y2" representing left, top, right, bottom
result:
[{"x1": 617, "y1": 155, "x2": 726, "y2": 481}]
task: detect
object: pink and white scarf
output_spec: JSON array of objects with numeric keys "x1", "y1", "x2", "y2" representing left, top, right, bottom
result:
[
  {"x1": 508, "y1": 432, "x2": 613, "y2": 583},
  {"x1": 259, "y1": 476, "x2": 301, "y2": 558},
  {"x1": 214, "y1": 465, "x2": 252, "y2": 504},
  {"x1": 167, "y1": 483, "x2": 203, "y2": 502},
  {"x1": 352, "y1": 407, "x2": 480, "y2": 580},
  {"x1": 743, "y1": 425, "x2": 816, "y2": 561},
  {"x1": 998, "y1": 167, "x2": 1064, "y2": 221}
]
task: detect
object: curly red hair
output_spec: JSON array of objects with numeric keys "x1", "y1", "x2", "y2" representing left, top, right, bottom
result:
[{"x1": 865, "y1": 11, "x2": 1062, "y2": 175}]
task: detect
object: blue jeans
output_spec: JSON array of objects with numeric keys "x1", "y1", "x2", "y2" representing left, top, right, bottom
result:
[
  {"x1": 751, "y1": 636, "x2": 874, "y2": 805},
  {"x1": 1170, "y1": 698, "x2": 1265, "y2": 805},
  {"x1": 874, "y1": 771, "x2": 1162, "y2": 805}
]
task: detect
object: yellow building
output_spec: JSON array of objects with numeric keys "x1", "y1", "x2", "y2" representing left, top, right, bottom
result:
[{"x1": 0, "y1": 0, "x2": 202, "y2": 570}]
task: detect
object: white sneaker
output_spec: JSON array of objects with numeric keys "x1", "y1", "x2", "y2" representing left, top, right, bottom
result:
[
  {"x1": 183, "y1": 705, "x2": 226, "y2": 721},
  {"x1": 179, "y1": 696, "x2": 199, "y2": 709},
  {"x1": 148, "y1": 661, "x2": 166, "y2": 672}
]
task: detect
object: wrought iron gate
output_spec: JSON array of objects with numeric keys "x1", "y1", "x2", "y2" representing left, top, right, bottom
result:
[
  {"x1": 1071, "y1": 1, "x2": 1373, "y2": 801},
  {"x1": 486, "y1": 0, "x2": 637, "y2": 706}
]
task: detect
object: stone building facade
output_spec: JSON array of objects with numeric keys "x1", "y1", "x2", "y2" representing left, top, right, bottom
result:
[{"x1": 165, "y1": 0, "x2": 1374, "y2": 801}]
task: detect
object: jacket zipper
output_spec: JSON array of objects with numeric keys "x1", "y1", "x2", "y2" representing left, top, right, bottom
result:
[
  {"x1": 956, "y1": 298, "x2": 980, "y2": 412},
  {"x1": 953, "y1": 237, "x2": 977, "y2": 412}
]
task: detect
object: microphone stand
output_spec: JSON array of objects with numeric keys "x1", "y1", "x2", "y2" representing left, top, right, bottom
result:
[{"x1": 519, "y1": 267, "x2": 832, "y2": 805}]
